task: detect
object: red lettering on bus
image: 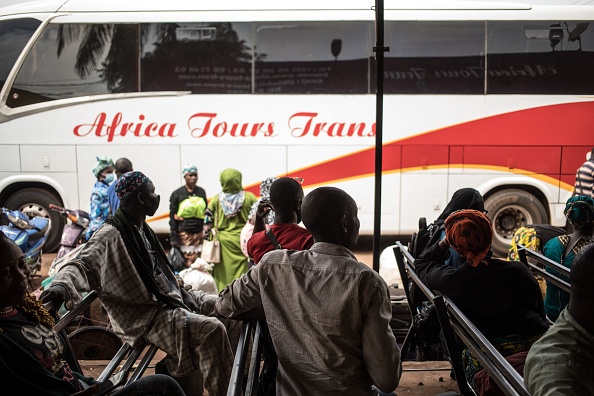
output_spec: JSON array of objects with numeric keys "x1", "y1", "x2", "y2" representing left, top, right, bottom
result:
[
  {"x1": 73, "y1": 113, "x2": 177, "y2": 142},
  {"x1": 188, "y1": 113, "x2": 275, "y2": 138},
  {"x1": 290, "y1": 112, "x2": 374, "y2": 137}
]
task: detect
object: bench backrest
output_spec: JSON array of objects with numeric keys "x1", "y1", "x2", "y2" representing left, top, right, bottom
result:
[
  {"x1": 227, "y1": 320, "x2": 264, "y2": 396},
  {"x1": 517, "y1": 244, "x2": 570, "y2": 293},
  {"x1": 47, "y1": 291, "x2": 157, "y2": 396}
]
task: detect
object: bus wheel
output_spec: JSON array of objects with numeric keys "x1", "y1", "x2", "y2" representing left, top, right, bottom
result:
[
  {"x1": 484, "y1": 189, "x2": 547, "y2": 258},
  {"x1": 5, "y1": 188, "x2": 64, "y2": 253}
]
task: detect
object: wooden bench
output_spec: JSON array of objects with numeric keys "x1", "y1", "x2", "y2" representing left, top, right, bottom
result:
[
  {"x1": 48, "y1": 291, "x2": 159, "y2": 396},
  {"x1": 517, "y1": 244, "x2": 570, "y2": 293},
  {"x1": 392, "y1": 241, "x2": 530, "y2": 396}
]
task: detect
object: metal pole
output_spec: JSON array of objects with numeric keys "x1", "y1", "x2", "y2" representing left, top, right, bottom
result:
[{"x1": 373, "y1": 0, "x2": 388, "y2": 272}]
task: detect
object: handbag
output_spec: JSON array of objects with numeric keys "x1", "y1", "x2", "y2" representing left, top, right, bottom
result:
[{"x1": 202, "y1": 228, "x2": 220, "y2": 264}]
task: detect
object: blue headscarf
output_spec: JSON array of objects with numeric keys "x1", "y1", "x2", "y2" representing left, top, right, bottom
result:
[
  {"x1": 182, "y1": 163, "x2": 198, "y2": 177},
  {"x1": 564, "y1": 195, "x2": 594, "y2": 228}
]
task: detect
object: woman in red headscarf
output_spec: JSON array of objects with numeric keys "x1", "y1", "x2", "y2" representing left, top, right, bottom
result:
[{"x1": 415, "y1": 209, "x2": 549, "y2": 394}]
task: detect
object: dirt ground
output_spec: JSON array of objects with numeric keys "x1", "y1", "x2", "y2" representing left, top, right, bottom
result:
[{"x1": 39, "y1": 250, "x2": 460, "y2": 396}]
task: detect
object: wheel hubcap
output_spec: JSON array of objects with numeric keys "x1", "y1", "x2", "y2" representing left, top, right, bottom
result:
[{"x1": 492, "y1": 205, "x2": 532, "y2": 245}]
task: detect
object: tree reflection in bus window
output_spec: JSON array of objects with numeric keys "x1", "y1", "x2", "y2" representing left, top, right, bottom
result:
[
  {"x1": 0, "y1": 18, "x2": 41, "y2": 95},
  {"x1": 254, "y1": 21, "x2": 369, "y2": 94},
  {"x1": 7, "y1": 23, "x2": 139, "y2": 108},
  {"x1": 380, "y1": 22, "x2": 485, "y2": 94},
  {"x1": 487, "y1": 21, "x2": 594, "y2": 94},
  {"x1": 141, "y1": 22, "x2": 253, "y2": 94}
]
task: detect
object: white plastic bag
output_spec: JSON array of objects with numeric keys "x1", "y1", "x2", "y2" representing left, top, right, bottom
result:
[{"x1": 178, "y1": 258, "x2": 218, "y2": 295}]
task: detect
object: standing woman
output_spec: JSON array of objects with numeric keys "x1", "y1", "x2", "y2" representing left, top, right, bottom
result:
[
  {"x1": 86, "y1": 156, "x2": 115, "y2": 241},
  {"x1": 542, "y1": 195, "x2": 594, "y2": 321},
  {"x1": 206, "y1": 168, "x2": 257, "y2": 291},
  {"x1": 169, "y1": 164, "x2": 208, "y2": 268}
]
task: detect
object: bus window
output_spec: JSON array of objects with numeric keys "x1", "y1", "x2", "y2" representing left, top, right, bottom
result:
[
  {"x1": 7, "y1": 23, "x2": 140, "y2": 108},
  {"x1": 487, "y1": 21, "x2": 594, "y2": 94},
  {"x1": 254, "y1": 21, "x2": 369, "y2": 94},
  {"x1": 141, "y1": 22, "x2": 253, "y2": 94},
  {"x1": 0, "y1": 18, "x2": 41, "y2": 94},
  {"x1": 381, "y1": 22, "x2": 485, "y2": 94}
]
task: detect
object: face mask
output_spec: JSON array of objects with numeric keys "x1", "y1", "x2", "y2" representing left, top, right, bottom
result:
[
  {"x1": 104, "y1": 173, "x2": 115, "y2": 184},
  {"x1": 141, "y1": 194, "x2": 160, "y2": 217}
]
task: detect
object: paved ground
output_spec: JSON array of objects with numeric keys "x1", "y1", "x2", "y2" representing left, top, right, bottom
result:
[{"x1": 39, "y1": 250, "x2": 459, "y2": 396}]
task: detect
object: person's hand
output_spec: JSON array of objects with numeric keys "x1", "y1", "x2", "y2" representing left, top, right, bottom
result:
[
  {"x1": 40, "y1": 285, "x2": 67, "y2": 309},
  {"x1": 438, "y1": 237, "x2": 450, "y2": 251},
  {"x1": 256, "y1": 200, "x2": 273, "y2": 218},
  {"x1": 181, "y1": 288, "x2": 199, "y2": 312},
  {"x1": 73, "y1": 382, "x2": 100, "y2": 395},
  {"x1": 174, "y1": 214, "x2": 184, "y2": 221}
]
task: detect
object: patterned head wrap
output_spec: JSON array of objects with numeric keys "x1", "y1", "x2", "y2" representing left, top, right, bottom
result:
[
  {"x1": 92, "y1": 156, "x2": 114, "y2": 178},
  {"x1": 116, "y1": 171, "x2": 149, "y2": 201},
  {"x1": 445, "y1": 209, "x2": 493, "y2": 267},
  {"x1": 248, "y1": 177, "x2": 278, "y2": 223},
  {"x1": 182, "y1": 163, "x2": 198, "y2": 177},
  {"x1": 564, "y1": 195, "x2": 594, "y2": 229}
]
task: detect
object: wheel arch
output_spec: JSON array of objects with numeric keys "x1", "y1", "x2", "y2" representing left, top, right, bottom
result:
[
  {"x1": 0, "y1": 175, "x2": 68, "y2": 208},
  {"x1": 478, "y1": 180, "x2": 552, "y2": 223}
]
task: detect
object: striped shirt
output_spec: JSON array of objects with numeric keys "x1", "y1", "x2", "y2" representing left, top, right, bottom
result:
[{"x1": 574, "y1": 159, "x2": 594, "y2": 198}]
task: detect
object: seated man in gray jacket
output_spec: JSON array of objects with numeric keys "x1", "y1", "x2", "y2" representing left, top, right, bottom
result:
[{"x1": 216, "y1": 186, "x2": 402, "y2": 395}]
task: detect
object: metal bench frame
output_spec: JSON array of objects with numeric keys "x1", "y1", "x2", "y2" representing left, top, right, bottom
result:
[
  {"x1": 517, "y1": 244, "x2": 570, "y2": 293},
  {"x1": 49, "y1": 291, "x2": 158, "y2": 396}
]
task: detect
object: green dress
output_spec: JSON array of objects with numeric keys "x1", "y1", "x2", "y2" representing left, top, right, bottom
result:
[{"x1": 208, "y1": 172, "x2": 257, "y2": 292}]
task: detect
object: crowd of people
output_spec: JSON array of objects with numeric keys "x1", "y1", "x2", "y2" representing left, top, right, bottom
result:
[{"x1": 0, "y1": 149, "x2": 592, "y2": 395}]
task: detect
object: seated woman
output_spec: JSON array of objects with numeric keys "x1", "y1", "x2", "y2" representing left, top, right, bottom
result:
[
  {"x1": 0, "y1": 232, "x2": 185, "y2": 396},
  {"x1": 542, "y1": 195, "x2": 594, "y2": 321},
  {"x1": 415, "y1": 209, "x2": 549, "y2": 390}
]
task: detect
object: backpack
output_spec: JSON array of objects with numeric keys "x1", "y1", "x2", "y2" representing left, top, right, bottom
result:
[{"x1": 409, "y1": 217, "x2": 444, "y2": 259}]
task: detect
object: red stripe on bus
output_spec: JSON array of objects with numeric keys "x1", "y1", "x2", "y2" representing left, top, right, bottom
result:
[{"x1": 245, "y1": 101, "x2": 594, "y2": 195}]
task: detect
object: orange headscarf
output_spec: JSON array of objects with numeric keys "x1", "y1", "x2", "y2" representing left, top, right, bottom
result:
[{"x1": 445, "y1": 209, "x2": 493, "y2": 267}]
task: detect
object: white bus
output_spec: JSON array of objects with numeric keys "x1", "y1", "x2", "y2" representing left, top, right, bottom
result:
[{"x1": 1, "y1": 0, "x2": 593, "y2": 255}]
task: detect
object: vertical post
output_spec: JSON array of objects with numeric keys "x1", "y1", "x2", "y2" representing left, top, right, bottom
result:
[{"x1": 373, "y1": 0, "x2": 388, "y2": 272}]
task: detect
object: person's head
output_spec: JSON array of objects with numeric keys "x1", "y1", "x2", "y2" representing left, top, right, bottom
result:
[
  {"x1": 569, "y1": 243, "x2": 594, "y2": 320},
  {"x1": 182, "y1": 164, "x2": 198, "y2": 189},
  {"x1": 302, "y1": 187, "x2": 359, "y2": 249},
  {"x1": 0, "y1": 232, "x2": 30, "y2": 308},
  {"x1": 92, "y1": 156, "x2": 115, "y2": 183},
  {"x1": 445, "y1": 209, "x2": 493, "y2": 267},
  {"x1": 564, "y1": 195, "x2": 594, "y2": 232},
  {"x1": 114, "y1": 157, "x2": 133, "y2": 179},
  {"x1": 438, "y1": 188, "x2": 485, "y2": 221},
  {"x1": 116, "y1": 171, "x2": 160, "y2": 217},
  {"x1": 220, "y1": 168, "x2": 242, "y2": 193},
  {"x1": 270, "y1": 177, "x2": 304, "y2": 223}
]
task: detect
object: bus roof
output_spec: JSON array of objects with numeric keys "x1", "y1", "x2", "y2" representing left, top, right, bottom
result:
[{"x1": 1, "y1": 0, "x2": 534, "y2": 15}]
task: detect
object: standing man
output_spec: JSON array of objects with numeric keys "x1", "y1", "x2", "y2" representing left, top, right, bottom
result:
[
  {"x1": 216, "y1": 186, "x2": 402, "y2": 395},
  {"x1": 574, "y1": 148, "x2": 594, "y2": 197},
  {"x1": 169, "y1": 164, "x2": 208, "y2": 267},
  {"x1": 108, "y1": 157, "x2": 133, "y2": 215},
  {"x1": 42, "y1": 171, "x2": 234, "y2": 396}
]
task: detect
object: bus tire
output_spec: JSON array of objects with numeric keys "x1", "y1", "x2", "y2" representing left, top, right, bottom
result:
[
  {"x1": 5, "y1": 188, "x2": 64, "y2": 253},
  {"x1": 484, "y1": 189, "x2": 547, "y2": 258}
]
